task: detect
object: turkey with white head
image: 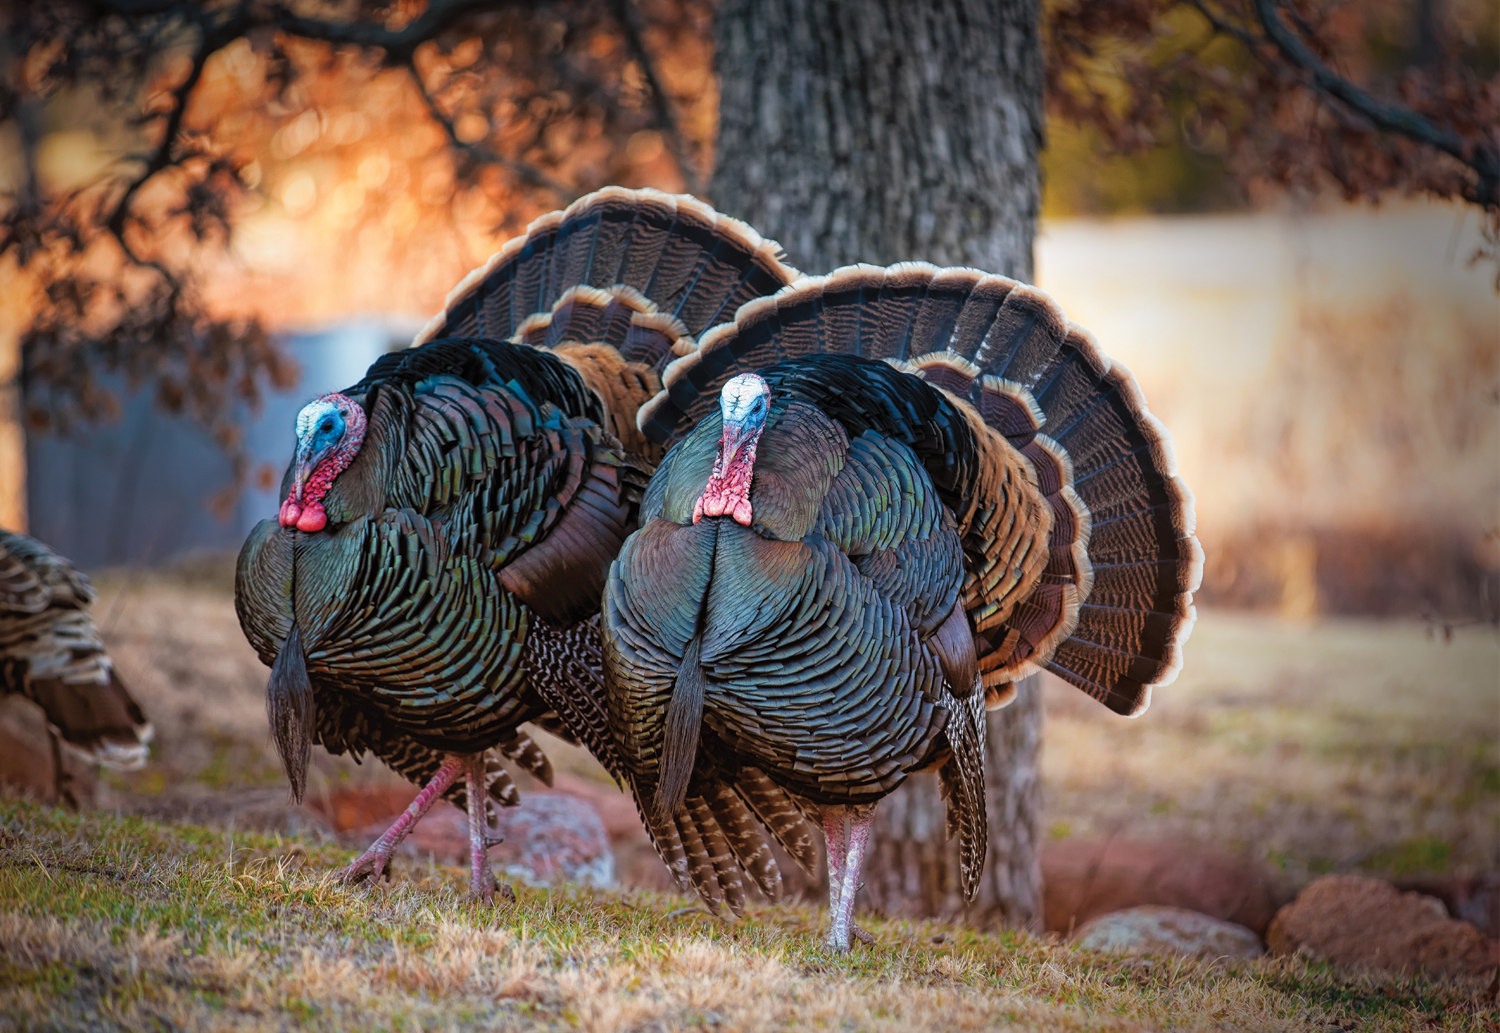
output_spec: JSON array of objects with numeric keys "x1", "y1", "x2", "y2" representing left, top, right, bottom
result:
[{"x1": 602, "y1": 263, "x2": 1203, "y2": 948}]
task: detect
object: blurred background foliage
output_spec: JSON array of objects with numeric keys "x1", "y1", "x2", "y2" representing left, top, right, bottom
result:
[{"x1": 1040, "y1": 0, "x2": 1500, "y2": 217}]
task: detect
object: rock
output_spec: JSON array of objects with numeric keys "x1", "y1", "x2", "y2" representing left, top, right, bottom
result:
[
  {"x1": 489, "y1": 791, "x2": 614, "y2": 889},
  {"x1": 550, "y1": 773, "x2": 645, "y2": 838},
  {"x1": 1073, "y1": 906, "x2": 1264, "y2": 960},
  {"x1": 0, "y1": 709, "x2": 56, "y2": 800},
  {"x1": 335, "y1": 786, "x2": 616, "y2": 888},
  {"x1": 315, "y1": 784, "x2": 416, "y2": 833},
  {"x1": 1042, "y1": 839, "x2": 1288, "y2": 936},
  {"x1": 1395, "y1": 874, "x2": 1500, "y2": 939},
  {"x1": 0, "y1": 700, "x2": 97, "y2": 808},
  {"x1": 1267, "y1": 874, "x2": 1496, "y2": 977}
]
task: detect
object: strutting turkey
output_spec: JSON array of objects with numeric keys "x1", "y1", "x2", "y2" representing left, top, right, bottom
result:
[
  {"x1": 601, "y1": 262, "x2": 1203, "y2": 948},
  {"x1": 0, "y1": 531, "x2": 152, "y2": 806},
  {"x1": 234, "y1": 187, "x2": 800, "y2": 899}
]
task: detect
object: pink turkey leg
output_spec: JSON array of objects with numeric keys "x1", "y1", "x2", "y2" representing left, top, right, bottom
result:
[
  {"x1": 822, "y1": 808, "x2": 848, "y2": 922},
  {"x1": 341, "y1": 754, "x2": 465, "y2": 885},
  {"x1": 463, "y1": 754, "x2": 501, "y2": 902},
  {"x1": 825, "y1": 807, "x2": 876, "y2": 951}
]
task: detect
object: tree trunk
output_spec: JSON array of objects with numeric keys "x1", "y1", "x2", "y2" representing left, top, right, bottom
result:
[{"x1": 708, "y1": 0, "x2": 1045, "y2": 930}]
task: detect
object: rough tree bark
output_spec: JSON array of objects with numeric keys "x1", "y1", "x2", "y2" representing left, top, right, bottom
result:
[{"x1": 708, "y1": 0, "x2": 1046, "y2": 929}]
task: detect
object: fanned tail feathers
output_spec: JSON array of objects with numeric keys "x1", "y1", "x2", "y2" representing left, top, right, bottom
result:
[
  {"x1": 642, "y1": 263, "x2": 1201, "y2": 717},
  {"x1": 413, "y1": 188, "x2": 799, "y2": 460}
]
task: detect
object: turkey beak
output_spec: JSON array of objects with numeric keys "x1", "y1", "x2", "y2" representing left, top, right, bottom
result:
[
  {"x1": 292, "y1": 436, "x2": 338, "y2": 502},
  {"x1": 719, "y1": 420, "x2": 753, "y2": 465}
]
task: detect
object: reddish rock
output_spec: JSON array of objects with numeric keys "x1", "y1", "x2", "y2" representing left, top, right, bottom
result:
[
  {"x1": 1395, "y1": 873, "x2": 1500, "y2": 939},
  {"x1": 1267, "y1": 874, "x2": 1496, "y2": 977},
  {"x1": 1073, "y1": 906, "x2": 1264, "y2": 960},
  {"x1": 0, "y1": 710, "x2": 56, "y2": 800},
  {"x1": 1042, "y1": 839, "x2": 1287, "y2": 936},
  {"x1": 313, "y1": 783, "x2": 415, "y2": 832}
]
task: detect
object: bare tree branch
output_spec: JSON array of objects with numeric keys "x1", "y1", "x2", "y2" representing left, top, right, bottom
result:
[
  {"x1": 612, "y1": 0, "x2": 703, "y2": 195},
  {"x1": 1252, "y1": 0, "x2": 1498, "y2": 206},
  {"x1": 276, "y1": 0, "x2": 585, "y2": 201},
  {"x1": 268, "y1": 0, "x2": 496, "y2": 62},
  {"x1": 408, "y1": 66, "x2": 581, "y2": 202},
  {"x1": 1182, "y1": 0, "x2": 1260, "y2": 52},
  {"x1": 104, "y1": 7, "x2": 232, "y2": 258}
]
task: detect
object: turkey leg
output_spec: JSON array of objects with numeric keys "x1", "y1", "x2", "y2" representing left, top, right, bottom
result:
[
  {"x1": 822, "y1": 805, "x2": 876, "y2": 951},
  {"x1": 462, "y1": 752, "x2": 502, "y2": 903},
  {"x1": 822, "y1": 809, "x2": 848, "y2": 919},
  {"x1": 341, "y1": 753, "x2": 467, "y2": 886}
]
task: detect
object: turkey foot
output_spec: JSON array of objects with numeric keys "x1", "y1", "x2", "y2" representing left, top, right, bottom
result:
[
  {"x1": 822, "y1": 805, "x2": 876, "y2": 951},
  {"x1": 341, "y1": 754, "x2": 467, "y2": 886},
  {"x1": 462, "y1": 753, "x2": 506, "y2": 903}
]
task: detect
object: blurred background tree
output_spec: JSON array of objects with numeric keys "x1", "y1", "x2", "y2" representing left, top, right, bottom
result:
[
  {"x1": 1, "y1": 0, "x2": 1493, "y2": 461},
  {"x1": 0, "y1": 0, "x2": 1494, "y2": 928}
]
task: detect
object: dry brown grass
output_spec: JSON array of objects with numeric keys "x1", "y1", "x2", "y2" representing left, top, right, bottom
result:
[{"x1": 2, "y1": 802, "x2": 1496, "y2": 1032}]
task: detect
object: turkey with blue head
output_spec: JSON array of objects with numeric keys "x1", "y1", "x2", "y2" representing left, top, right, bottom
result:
[
  {"x1": 234, "y1": 187, "x2": 799, "y2": 900},
  {"x1": 602, "y1": 263, "x2": 1203, "y2": 947}
]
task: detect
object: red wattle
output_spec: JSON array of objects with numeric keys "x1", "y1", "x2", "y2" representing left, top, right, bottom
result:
[
  {"x1": 694, "y1": 437, "x2": 758, "y2": 527},
  {"x1": 296, "y1": 506, "x2": 327, "y2": 533},
  {"x1": 279, "y1": 498, "x2": 302, "y2": 528}
]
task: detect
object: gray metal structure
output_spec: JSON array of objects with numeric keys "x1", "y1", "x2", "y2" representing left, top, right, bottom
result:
[{"x1": 26, "y1": 322, "x2": 402, "y2": 570}]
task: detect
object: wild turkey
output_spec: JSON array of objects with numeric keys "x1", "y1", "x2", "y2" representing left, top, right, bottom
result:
[
  {"x1": 0, "y1": 530, "x2": 152, "y2": 805},
  {"x1": 601, "y1": 263, "x2": 1203, "y2": 948},
  {"x1": 234, "y1": 187, "x2": 800, "y2": 899}
]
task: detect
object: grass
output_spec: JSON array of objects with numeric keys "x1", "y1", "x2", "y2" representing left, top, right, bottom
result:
[
  {"x1": 1042, "y1": 613, "x2": 1500, "y2": 884},
  {"x1": 4, "y1": 564, "x2": 1493, "y2": 1028},
  {"x1": 2, "y1": 800, "x2": 1495, "y2": 1032}
]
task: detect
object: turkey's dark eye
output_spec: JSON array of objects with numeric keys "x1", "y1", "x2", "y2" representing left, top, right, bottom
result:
[{"x1": 321, "y1": 419, "x2": 334, "y2": 433}]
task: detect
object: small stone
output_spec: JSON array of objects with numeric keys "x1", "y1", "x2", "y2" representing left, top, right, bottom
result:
[
  {"x1": 488, "y1": 792, "x2": 615, "y2": 889},
  {"x1": 1073, "y1": 905, "x2": 1265, "y2": 960},
  {"x1": 1043, "y1": 838, "x2": 1288, "y2": 936},
  {"x1": 1267, "y1": 874, "x2": 1495, "y2": 977},
  {"x1": 1395, "y1": 873, "x2": 1500, "y2": 939},
  {"x1": 0, "y1": 702, "x2": 98, "y2": 808}
]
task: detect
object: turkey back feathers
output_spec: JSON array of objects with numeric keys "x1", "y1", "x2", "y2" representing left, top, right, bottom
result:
[
  {"x1": 0, "y1": 530, "x2": 152, "y2": 770},
  {"x1": 640, "y1": 263, "x2": 1202, "y2": 717}
]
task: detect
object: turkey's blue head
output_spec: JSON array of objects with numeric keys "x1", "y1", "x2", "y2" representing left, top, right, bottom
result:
[
  {"x1": 279, "y1": 393, "x2": 367, "y2": 533},
  {"x1": 693, "y1": 373, "x2": 770, "y2": 526}
]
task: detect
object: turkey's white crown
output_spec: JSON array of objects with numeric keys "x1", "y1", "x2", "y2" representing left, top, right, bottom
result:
[{"x1": 719, "y1": 373, "x2": 770, "y2": 427}]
